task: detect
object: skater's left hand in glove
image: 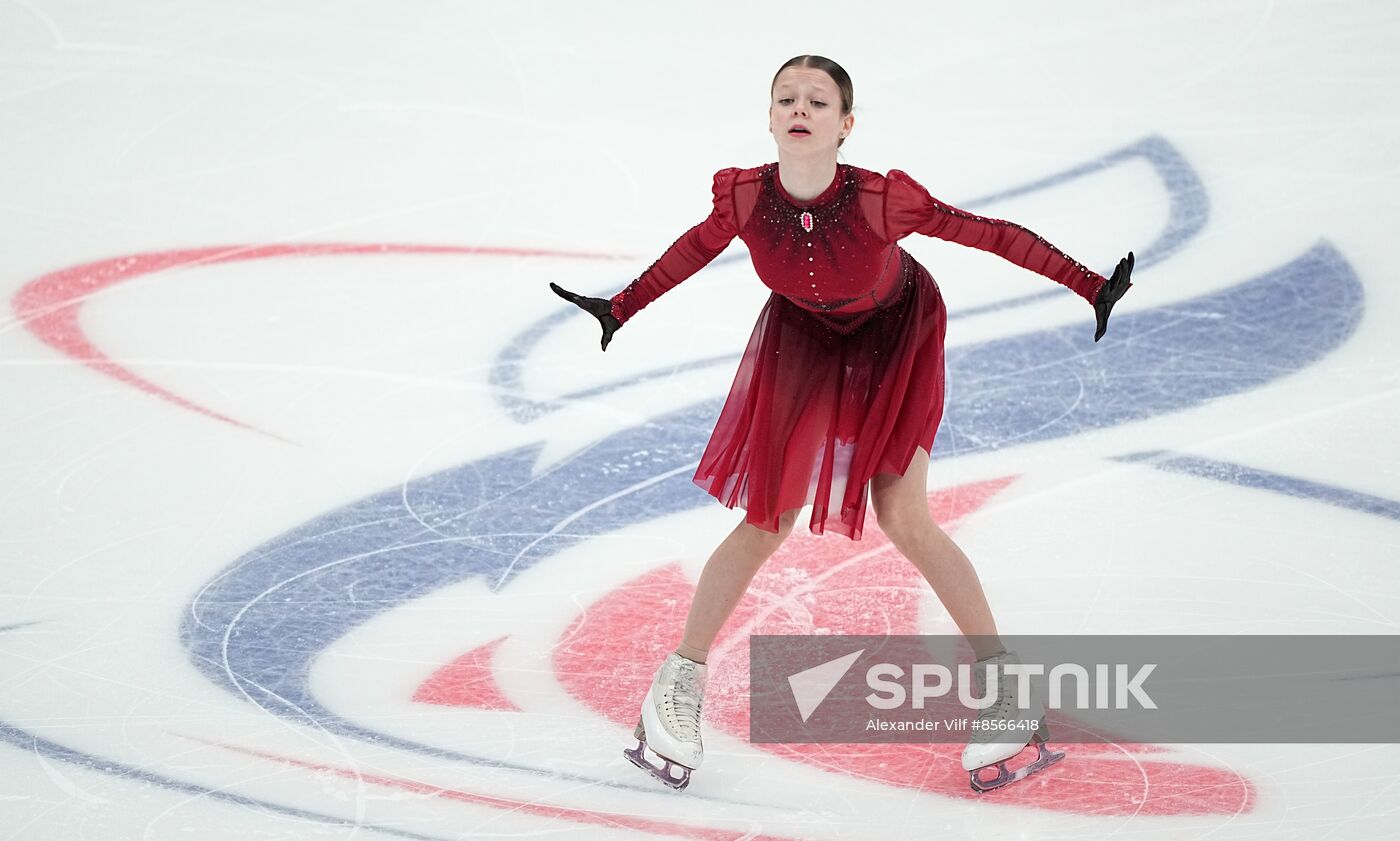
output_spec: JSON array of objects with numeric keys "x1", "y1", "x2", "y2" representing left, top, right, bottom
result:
[
  {"x1": 1094, "y1": 251, "x2": 1135, "y2": 342},
  {"x1": 549, "y1": 282, "x2": 622, "y2": 351}
]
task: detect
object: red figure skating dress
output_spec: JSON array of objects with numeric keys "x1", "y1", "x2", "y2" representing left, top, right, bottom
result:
[{"x1": 610, "y1": 162, "x2": 1107, "y2": 540}]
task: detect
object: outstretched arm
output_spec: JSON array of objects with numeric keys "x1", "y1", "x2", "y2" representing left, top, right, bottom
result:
[
  {"x1": 883, "y1": 169, "x2": 1107, "y2": 304},
  {"x1": 609, "y1": 167, "x2": 741, "y2": 325},
  {"x1": 546, "y1": 167, "x2": 740, "y2": 351}
]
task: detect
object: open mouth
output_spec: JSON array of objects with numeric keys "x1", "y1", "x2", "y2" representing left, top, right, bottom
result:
[{"x1": 789, "y1": 127, "x2": 811, "y2": 136}]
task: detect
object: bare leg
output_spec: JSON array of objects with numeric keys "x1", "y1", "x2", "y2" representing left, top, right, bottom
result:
[
  {"x1": 675, "y1": 511, "x2": 798, "y2": 664},
  {"x1": 871, "y1": 446, "x2": 1006, "y2": 661}
]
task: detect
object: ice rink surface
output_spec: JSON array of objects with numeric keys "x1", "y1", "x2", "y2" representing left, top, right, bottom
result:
[{"x1": 3, "y1": 1, "x2": 1399, "y2": 838}]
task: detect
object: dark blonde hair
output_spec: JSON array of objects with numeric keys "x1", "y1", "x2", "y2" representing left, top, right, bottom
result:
[{"x1": 770, "y1": 55, "x2": 854, "y2": 148}]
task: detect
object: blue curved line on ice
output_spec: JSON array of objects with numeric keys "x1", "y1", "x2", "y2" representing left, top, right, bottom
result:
[
  {"x1": 175, "y1": 239, "x2": 1361, "y2": 782},
  {"x1": 495, "y1": 133, "x2": 1204, "y2": 422},
  {"x1": 1113, "y1": 451, "x2": 1400, "y2": 522}
]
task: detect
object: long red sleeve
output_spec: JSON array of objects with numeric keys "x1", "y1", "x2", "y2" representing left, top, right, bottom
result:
[
  {"x1": 882, "y1": 169, "x2": 1106, "y2": 304},
  {"x1": 609, "y1": 167, "x2": 741, "y2": 325}
]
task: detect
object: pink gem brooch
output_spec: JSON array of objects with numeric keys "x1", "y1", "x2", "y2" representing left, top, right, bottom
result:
[{"x1": 800, "y1": 211, "x2": 814, "y2": 233}]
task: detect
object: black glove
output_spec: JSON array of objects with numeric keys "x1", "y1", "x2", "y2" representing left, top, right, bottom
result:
[
  {"x1": 1094, "y1": 251, "x2": 1135, "y2": 342},
  {"x1": 550, "y1": 282, "x2": 621, "y2": 351}
]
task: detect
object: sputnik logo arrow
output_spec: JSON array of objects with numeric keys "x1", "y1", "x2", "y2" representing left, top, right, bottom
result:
[{"x1": 788, "y1": 649, "x2": 865, "y2": 722}]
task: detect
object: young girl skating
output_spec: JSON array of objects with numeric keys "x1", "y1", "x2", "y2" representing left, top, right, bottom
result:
[{"x1": 551, "y1": 54, "x2": 1134, "y2": 792}]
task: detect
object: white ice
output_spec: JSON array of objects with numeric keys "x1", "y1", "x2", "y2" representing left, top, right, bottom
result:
[{"x1": 2, "y1": 1, "x2": 1399, "y2": 839}]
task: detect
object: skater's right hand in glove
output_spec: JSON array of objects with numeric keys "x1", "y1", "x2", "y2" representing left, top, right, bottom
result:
[{"x1": 549, "y1": 282, "x2": 621, "y2": 351}]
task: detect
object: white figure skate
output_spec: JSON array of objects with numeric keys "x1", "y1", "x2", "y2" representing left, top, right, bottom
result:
[
  {"x1": 623, "y1": 652, "x2": 706, "y2": 791},
  {"x1": 961, "y1": 650, "x2": 1064, "y2": 792}
]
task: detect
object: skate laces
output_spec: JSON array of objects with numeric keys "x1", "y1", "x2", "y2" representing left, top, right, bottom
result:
[
  {"x1": 976, "y1": 677, "x2": 1014, "y2": 721},
  {"x1": 972, "y1": 654, "x2": 1018, "y2": 734},
  {"x1": 661, "y1": 658, "x2": 704, "y2": 740}
]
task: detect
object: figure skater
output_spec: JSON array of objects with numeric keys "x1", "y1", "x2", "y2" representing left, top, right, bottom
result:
[{"x1": 550, "y1": 54, "x2": 1134, "y2": 792}]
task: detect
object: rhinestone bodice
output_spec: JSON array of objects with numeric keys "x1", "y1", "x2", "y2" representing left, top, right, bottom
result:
[{"x1": 742, "y1": 163, "x2": 908, "y2": 333}]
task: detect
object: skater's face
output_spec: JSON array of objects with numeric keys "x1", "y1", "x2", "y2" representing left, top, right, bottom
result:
[{"x1": 769, "y1": 67, "x2": 854, "y2": 154}]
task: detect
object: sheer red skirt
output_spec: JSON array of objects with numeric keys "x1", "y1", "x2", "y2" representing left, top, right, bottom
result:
[{"x1": 692, "y1": 250, "x2": 947, "y2": 541}]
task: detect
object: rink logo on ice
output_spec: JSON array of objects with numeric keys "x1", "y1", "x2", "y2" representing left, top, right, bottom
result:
[{"x1": 751, "y1": 635, "x2": 1400, "y2": 744}]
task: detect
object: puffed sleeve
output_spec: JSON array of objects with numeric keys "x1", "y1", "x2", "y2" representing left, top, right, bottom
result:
[
  {"x1": 609, "y1": 167, "x2": 741, "y2": 325},
  {"x1": 883, "y1": 169, "x2": 1106, "y2": 304}
]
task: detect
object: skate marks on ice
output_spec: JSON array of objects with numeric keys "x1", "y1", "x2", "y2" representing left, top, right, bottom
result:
[
  {"x1": 173, "y1": 440, "x2": 794, "y2": 801},
  {"x1": 0, "y1": 722, "x2": 450, "y2": 841},
  {"x1": 0, "y1": 719, "x2": 815, "y2": 841},
  {"x1": 0, "y1": 133, "x2": 1345, "y2": 831},
  {"x1": 186, "y1": 736, "x2": 810, "y2": 841},
  {"x1": 544, "y1": 479, "x2": 1256, "y2": 815},
  {"x1": 933, "y1": 241, "x2": 1361, "y2": 459}
]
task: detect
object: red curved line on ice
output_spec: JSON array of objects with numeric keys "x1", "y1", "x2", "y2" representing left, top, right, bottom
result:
[
  {"x1": 11, "y1": 243, "x2": 631, "y2": 439},
  {"x1": 415, "y1": 635, "x2": 522, "y2": 711}
]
